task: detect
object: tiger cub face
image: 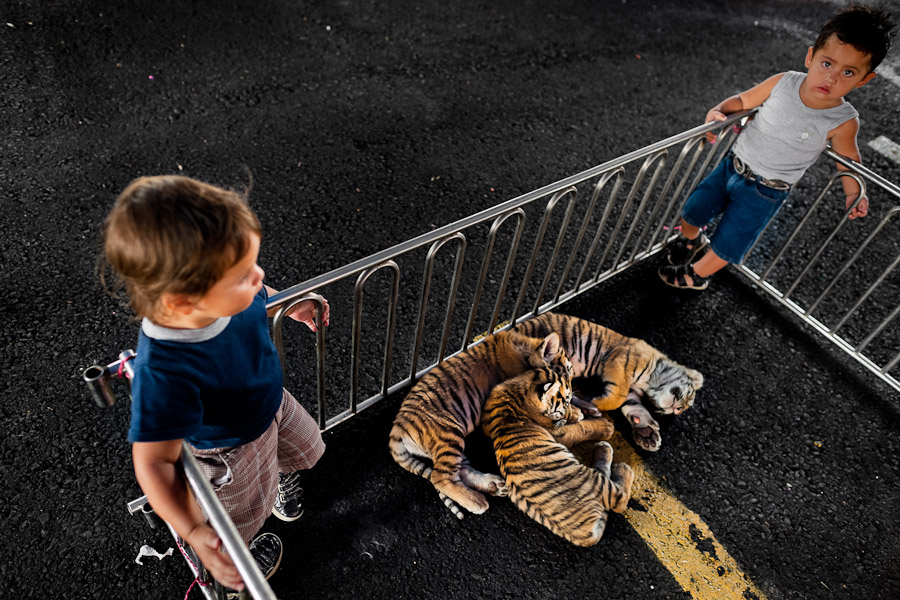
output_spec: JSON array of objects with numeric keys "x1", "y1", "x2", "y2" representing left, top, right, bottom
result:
[
  {"x1": 520, "y1": 368, "x2": 576, "y2": 431},
  {"x1": 646, "y1": 358, "x2": 704, "y2": 415}
]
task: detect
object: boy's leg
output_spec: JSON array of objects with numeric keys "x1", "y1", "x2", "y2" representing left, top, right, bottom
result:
[
  {"x1": 666, "y1": 157, "x2": 731, "y2": 265},
  {"x1": 190, "y1": 430, "x2": 288, "y2": 589},
  {"x1": 692, "y1": 250, "x2": 729, "y2": 278},
  {"x1": 666, "y1": 218, "x2": 710, "y2": 266},
  {"x1": 679, "y1": 218, "x2": 700, "y2": 240},
  {"x1": 189, "y1": 435, "x2": 282, "y2": 546},
  {"x1": 661, "y1": 171, "x2": 790, "y2": 289},
  {"x1": 660, "y1": 248, "x2": 729, "y2": 288},
  {"x1": 273, "y1": 389, "x2": 326, "y2": 521}
]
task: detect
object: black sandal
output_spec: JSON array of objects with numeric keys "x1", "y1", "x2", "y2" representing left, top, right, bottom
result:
[
  {"x1": 658, "y1": 262, "x2": 710, "y2": 290},
  {"x1": 666, "y1": 232, "x2": 709, "y2": 265}
]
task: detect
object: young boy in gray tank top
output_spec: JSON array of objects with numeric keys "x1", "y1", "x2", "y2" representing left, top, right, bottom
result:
[{"x1": 659, "y1": 4, "x2": 895, "y2": 290}]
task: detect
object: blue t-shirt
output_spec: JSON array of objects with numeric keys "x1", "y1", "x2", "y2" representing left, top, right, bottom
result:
[{"x1": 128, "y1": 288, "x2": 283, "y2": 449}]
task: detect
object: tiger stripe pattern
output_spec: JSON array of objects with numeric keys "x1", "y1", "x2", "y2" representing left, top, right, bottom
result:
[
  {"x1": 481, "y1": 367, "x2": 634, "y2": 547},
  {"x1": 511, "y1": 312, "x2": 703, "y2": 452},
  {"x1": 389, "y1": 329, "x2": 573, "y2": 518}
]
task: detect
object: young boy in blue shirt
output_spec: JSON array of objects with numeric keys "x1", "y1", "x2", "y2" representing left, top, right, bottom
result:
[
  {"x1": 104, "y1": 175, "x2": 330, "y2": 593},
  {"x1": 659, "y1": 4, "x2": 895, "y2": 290}
]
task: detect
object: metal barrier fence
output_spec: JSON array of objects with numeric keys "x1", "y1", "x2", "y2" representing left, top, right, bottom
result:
[{"x1": 270, "y1": 111, "x2": 899, "y2": 432}]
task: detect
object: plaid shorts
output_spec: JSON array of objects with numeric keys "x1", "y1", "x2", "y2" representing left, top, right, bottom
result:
[{"x1": 188, "y1": 389, "x2": 325, "y2": 543}]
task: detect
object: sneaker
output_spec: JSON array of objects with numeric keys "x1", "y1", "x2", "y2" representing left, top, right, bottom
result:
[
  {"x1": 272, "y1": 471, "x2": 304, "y2": 521},
  {"x1": 666, "y1": 232, "x2": 709, "y2": 265},
  {"x1": 249, "y1": 532, "x2": 283, "y2": 579},
  {"x1": 225, "y1": 533, "x2": 282, "y2": 598},
  {"x1": 658, "y1": 262, "x2": 710, "y2": 290}
]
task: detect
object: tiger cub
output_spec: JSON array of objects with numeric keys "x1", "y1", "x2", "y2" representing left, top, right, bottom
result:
[
  {"x1": 389, "y1": 329, "x2": 573, "y2": 519},
  {"x1": 481, "y1": 367, "x2": 634, "y2": 547},
  {"x1": 512, "y1": 312, "x2": 703, "y2": 452}
]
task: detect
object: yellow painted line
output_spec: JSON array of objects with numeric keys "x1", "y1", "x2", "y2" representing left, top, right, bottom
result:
[{"x1": 610, "y1": 433, "x2": 768, "y2": 600}]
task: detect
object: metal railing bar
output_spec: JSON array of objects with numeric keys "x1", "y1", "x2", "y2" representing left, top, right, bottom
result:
[
  {"x1": 509, "y1": 188, "x2": 574, "y2": 326},
  {"x1": 604, "y1": 154, "x2": 657, "y2": 272},
  {"x1": 272, "y1": 294, "x2": 328, "y2": 428},
  {"x1": 163, "y1": 521, "x2": 222, "y2": 600},
  {"x1": 528, "y1": 187, "x2": 579, "y2": 318},
  {"x1": 574, "y1": 169, "x2": 624, "y2": 288},
  {"x1": 825, "y1": 148, "x2": 900, "y2": 200},
  {"x1": 856, "y1": 295, "x2": 900, "y2": 354},
  {"x1": 624, "y1": 150, "x2": 670, "y2": 264},
  {"x1": 884, "y1": 347, "x2": 900, "y2": 375},
  {"x1": 318, "y1": 239, "x2": 675, "y2": 433},
  {"x1": 554, "y1": 175, "x2": 610, "y2": 303},
  {"x1": 833, "y1": 249, "x2": 900, "y2": 339},
  {"x1": 810, "y1": 206, "x2": 900, "y2": 321},
  {"x1": 181, "y1": 446, "x2": 277, "y2": 600},
  {"x1": 783, "y1": 173, "x2": 867, "y2": 301},
  {"x1": 646, "y1": 137, "x2": 706, "y2": 251},
  {"x1": 408, "y1": 233, "x2": 467, "y2": 383},
  {"x1": 462, "y1": 209, "x2": 526, "y2": 351},
  {"x1": 593, "y1": 170, "x2": 640, "y2": 280},
  {"x1": 757, "y1": 180, "x2": 832, "y2": 283},
  {"x1": 351, "y1": 262, "x2": 400, "y2": 411},
  {"x1": 665, "y1": 125, "x2": 739, "y2": 235},
  {"x1": 262, "y1": 112, "x2": 900, "y2": 431}
]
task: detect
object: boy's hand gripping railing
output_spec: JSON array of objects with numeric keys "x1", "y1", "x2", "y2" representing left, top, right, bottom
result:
[{"x1": 83, "y1": 352, "x2": 278, "y2": 600}]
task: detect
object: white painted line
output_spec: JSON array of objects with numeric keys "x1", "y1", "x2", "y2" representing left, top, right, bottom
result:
[{"x1": 868, "y1": 135, "x2": 900, "y2": 165}]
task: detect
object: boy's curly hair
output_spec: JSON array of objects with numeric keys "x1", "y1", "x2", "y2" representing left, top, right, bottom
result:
[
  {"x1": 814, "y1": 3, "x2": 896, "y2": 71},
  {"x1": 102, "y1": 175, "x2": 262, "y2": 320}
]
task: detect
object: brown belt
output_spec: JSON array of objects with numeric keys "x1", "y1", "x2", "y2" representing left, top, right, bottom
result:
[{"x1": 732, "y1": 156, "x2": 792, "y2": 191}]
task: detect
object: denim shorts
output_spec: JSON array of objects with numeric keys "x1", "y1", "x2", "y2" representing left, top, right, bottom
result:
[{"x1": 681, "y1": 153, "x2": 791, "y2": 264}]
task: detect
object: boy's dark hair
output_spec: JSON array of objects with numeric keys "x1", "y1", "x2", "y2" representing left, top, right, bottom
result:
[
  {"x1": 103, "y1": 175, "x2": 262, "y2": 320},
  {"x1": 814, "y1": 3, "x2": 896, "y2": 71}
]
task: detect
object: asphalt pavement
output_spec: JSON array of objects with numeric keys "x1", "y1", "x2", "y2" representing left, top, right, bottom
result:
[{"x1": 2, "y1": 1, "x2": 899, "y2": 598}]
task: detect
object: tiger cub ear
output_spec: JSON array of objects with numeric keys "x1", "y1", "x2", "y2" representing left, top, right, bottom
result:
[
  {"x1": 538, "y1": 332, "x2": 561, "y2": 363},
  {"x1": 686, "y1": 368, "x2": 704, "y2": 389}
]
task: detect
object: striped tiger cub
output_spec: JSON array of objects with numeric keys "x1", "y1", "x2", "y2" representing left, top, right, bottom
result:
[
  {"x1": 481, "y1": 366, "x2": 634, "y2": 547},
  {"x1": 512, "y1": 312, "x2": 703, "y2": 452},
  {"x1": 389, "y1": 329, "x2": 573, "y2": 519}
]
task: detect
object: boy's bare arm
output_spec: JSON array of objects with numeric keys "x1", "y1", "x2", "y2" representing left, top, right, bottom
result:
[
  {"x1": 705, "y1": 73, "x2": 785, "y2": 143},
  {"x1": 829, "y1": 117, "x2": 868, "y2": 219},
  {"x1": 132, "y1": 440, "x2": 245, "y2": 591}
]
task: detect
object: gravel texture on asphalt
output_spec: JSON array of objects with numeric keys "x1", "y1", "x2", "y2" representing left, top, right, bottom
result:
[{"x1": 2, "y1": 1, "x2": 899, "y2": 598}]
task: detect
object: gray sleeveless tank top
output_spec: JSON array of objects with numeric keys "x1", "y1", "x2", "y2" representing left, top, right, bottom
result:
[{"x1": 732, "y1": 70, "x2": 858, "y2": 184}]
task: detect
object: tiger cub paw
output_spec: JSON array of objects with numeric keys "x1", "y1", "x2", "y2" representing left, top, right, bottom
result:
[
  {"x1": 566, "y1": 405, "x2": 584, "y2": 424},
  {"x1": 480, "y1": 472, "x2": 509, "y2": 497},
  {"x1": 571, "y1": 396, "x2": 604, "y2": 419},
  {"x1": 609, "y1": 462, "x2": 635, "y2": 513},
  {"x1": 489, "y1": 478, "x2": 510, "y2": 498},
  {"x1": 462, "y1": 469, "x2": 508, "y2": 497},
  {"x1": 632, "y1": 423, "x2": 661, "y2": 452},
  {"x1": 621, "y1": 400, "x2": 661, "y2": 452}
]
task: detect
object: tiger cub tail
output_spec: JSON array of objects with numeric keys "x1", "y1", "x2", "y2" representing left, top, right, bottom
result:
[{"x1": 482, "y1": 367, "x2": 634, "y2": 546}]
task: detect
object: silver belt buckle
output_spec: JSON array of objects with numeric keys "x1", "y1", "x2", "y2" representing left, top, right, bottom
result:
[
  {"x1": 734, "y1": 156, "x2": 790, "y2": 191},
  {"x1": 763, "y1": 178, "x2": 791, "y2": 191}
]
